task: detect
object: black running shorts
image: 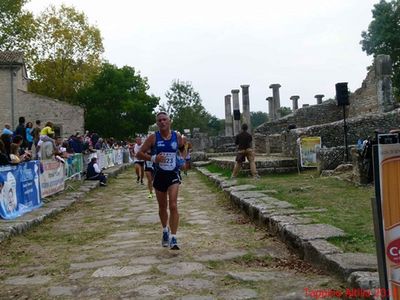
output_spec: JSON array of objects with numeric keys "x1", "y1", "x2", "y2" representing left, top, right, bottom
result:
[{"x1": 153, "y1": 170, "x2": 181, "y2": 192}]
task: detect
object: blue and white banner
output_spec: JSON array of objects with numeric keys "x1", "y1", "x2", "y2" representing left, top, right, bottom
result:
[{"x1": 0, "y1": 161, "x2": 42, "y2": 220}]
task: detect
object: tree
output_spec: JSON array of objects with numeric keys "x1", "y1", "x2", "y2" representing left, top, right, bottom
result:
[
  {"x1": 164, "y1": 80, "x2": 216, "y2": 134},
  {"x1": 278, "y1": 106, "x2": 292, "y2": 117},
  {"x1": 76, "y1": 63, "x2": 159, "y2": 139},
  {"x1": 250, "y1": 111, "x2": 268, "y2": 128},
  {"x1": 0, "y1": 0, "x2": 36, "y2": 51},
  {"x1": 361, "y1": 0, "x2": 400, "y2": 98},
  {"x1": 27, "y1": 5, "x2": 104, "y2": 103}
]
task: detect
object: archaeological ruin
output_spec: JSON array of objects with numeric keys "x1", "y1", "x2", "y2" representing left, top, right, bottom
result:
[{"x1": 191, "y1": 54, "x2": 399, "y2": 183}]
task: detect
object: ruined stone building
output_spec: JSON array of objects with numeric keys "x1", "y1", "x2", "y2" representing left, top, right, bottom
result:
[
  {"x1": 0, "y1": 51, "x2": 84, "y2": 137},
  {"x1": 253, "y1": 55, "x2": 399, "y2": 160}
]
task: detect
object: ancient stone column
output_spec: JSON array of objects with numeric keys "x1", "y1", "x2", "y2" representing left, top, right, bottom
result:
[
  {"x1": 224, "y1": 95, "x2": 233, "y2": 136},
  {"x1": 290, "y1": 95, "x2": 300, "y2": 111},
  {"x1": 241, "y1": 85, "x2": 251, "y2": 132},
  {"x1": 269, "y1": 84, "x2": 281, "y2": 119},
  {"x1": 231, "y1": 89, "x2": 241, "y2": 136},
  {"x1": 375, "y1": 54, "x2": 394, "y2": 113},
  {"x1": 266, "y1": 97, "x2": 274, "y2": 121},
  {"x1": 315, "y1": 94, "x2": 324, "y2": 105}
]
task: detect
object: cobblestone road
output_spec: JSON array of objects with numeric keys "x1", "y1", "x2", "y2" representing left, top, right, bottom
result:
[{"x1": 0, "y1": 168, "x2": 344, "y2": 299}]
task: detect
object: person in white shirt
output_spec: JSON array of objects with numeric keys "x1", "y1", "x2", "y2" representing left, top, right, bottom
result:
[{"x1": 86, "y1": 157, "x2": 107, "y2": 186}]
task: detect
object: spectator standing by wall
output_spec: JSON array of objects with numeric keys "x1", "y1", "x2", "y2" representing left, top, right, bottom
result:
[
  {"x1": 0, "y1": 134, "x2": 12, "y2": 158},
  {"x1": 14, "y1": 117, "x2": 27, "y2": 149},
  {"x1": 0, "y1": 140, "x2": 11, "y2": 165},
  {"x1": 231, "y1": 123, "x2": 259, "y2": 179},
  {"x1": 2, "y1": 124, "x2": 13, "y2": 135},
  {"x1": 26, "y1": 122, "x2": 34, "y2": 150},
  {"x1": 31, "y1": 120, "x2": 41, "y2": 149}
]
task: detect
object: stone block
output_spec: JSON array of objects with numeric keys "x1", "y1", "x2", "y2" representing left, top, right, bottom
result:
[
  {"x1": 347, "y1": 271, "x2": 380, "y2": 290},
  {"x1": 324, "y1": 253, "x2": 378, "y2": 279},
  {"x1": 303, "y1": 239, "x2": 343, "y2": 266}
]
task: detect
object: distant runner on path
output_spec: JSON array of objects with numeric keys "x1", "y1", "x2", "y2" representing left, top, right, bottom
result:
[
  {"x1": 133, "y1": 137, "x2": 145, "y2": 185},
  {"x1": 137, "y1": 111, "x2": 185, "y2": 250}
]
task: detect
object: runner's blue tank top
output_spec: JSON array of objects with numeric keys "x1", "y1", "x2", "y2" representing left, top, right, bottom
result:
[{"x1": 155, "y1": 131, "x2": 179, "y2": 172}]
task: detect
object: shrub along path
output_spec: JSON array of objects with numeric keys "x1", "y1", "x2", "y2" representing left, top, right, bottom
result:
[{"x1": 0, "y1": 168, "x2": 344, "y2": 299}]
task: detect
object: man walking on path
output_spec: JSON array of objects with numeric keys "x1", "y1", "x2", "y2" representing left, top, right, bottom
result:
[
  {"x1": 231, "y1": 123, "x2": 259, "y2": 179},
  {"x1": 137, "y1": 112, "x2": 185, "y2": 250}
]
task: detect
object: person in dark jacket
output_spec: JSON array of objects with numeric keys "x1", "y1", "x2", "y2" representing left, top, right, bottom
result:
[
  {"x1": 231, "y1": 123, "x2": 259, "y2": 179},
  {"x1": 15, "y1": 116, "x2": 27, "y2": 149},
  {"x1": 0, "y1": 140, "x2": 11, "y2": 165},
  {"x1": 86, "y1": 157, "x2": 107, "y2": 186}
]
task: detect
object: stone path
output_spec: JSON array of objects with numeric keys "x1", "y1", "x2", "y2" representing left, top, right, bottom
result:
[{"x1": 0, "y1": 168, "x2": 344, "y2": 299}]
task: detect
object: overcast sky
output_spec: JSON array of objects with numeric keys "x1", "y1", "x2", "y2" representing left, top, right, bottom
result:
[{"x1": 26, "y1": 0, "x2": 379, "y2": 119}]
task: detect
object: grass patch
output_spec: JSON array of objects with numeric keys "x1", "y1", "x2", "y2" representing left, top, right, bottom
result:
[
  {"x1": 204, "y1": 164, "x2": 232, "y2": 178},
  {"x1": 204, "y1": 163, "x2": 375, "y2": 254}
]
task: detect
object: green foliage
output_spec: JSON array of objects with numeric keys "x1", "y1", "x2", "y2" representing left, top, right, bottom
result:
[
  {"x1": 250, "y1": 111, "x2": 268, "y2": 128},
  {"x1": 361, "y1": 0, "x2": 400, "y2": 98},
  {"x1": 0, "y1": 0, "x2": 36, "y2": 51},
  {"x1": 26, "y1": 5, "x2": 104, "y2": 103},
  {"x1": 164, "y1": 80, "x2": 220, "y2": 135},
  {"x1": 76, "y1": 63, "x2": 159, "y2": 139},
  {"x1": 277, "y1": 106, "x2": 292, "y2": 117}
]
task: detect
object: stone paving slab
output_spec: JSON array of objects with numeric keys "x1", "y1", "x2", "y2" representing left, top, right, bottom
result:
[{"x1": 196, "y1": 166, "x2": 380, "y2": 292}]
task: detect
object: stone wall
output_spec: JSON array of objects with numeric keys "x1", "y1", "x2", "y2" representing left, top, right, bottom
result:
[
  {"x1": 0, "y1": 68, "x2": 13, "y2": 125},
  {"x1": 16, "y1": 90, "x2": 84, "y2": 137},
  {"x1": 316, "y1": 146, "x2": 348, "y2": 172},
  {"x1": 348, "y1": 68, "x2": 377, "y2": 118},
  {"x1": 0, "y1": 63, "x2": 84, "y2": 137},
  {"x1": 282, "y1": 109, "x2": 400, "y2": 157},
  {"x1": 255, "y1": 99, "x2": 343, "y2": 138},
  {"x1": 190, "y1": 134, "x2": 235, "y2": 153}
]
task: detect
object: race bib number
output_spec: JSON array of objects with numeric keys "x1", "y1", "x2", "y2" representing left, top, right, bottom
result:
[
  {"x1": 159, "y1": 152, "x2": 176, "y2": 171},
  {"x1": 145, "y1": 160, "x2": 153, "y2": 168}
]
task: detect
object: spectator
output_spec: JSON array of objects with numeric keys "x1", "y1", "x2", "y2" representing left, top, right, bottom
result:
[
  {"x1": 10, "y1": 137, "x2": 31, "y2": 163},
  {"x1": 14, "y1": 116, "x2": 27, "y2": 148},
  {"x1": 0, "y1": 140, "x2": 11, "y2": 165},
  {"x1": 91, "y1": 132, "x2": 99, "y2": 146},
  {"x1": 0, "y1": 134, "x2": 12, "y2": 158},
  {"x1": 2, "y1": 124, "x2": 13, "y2": 135},
  {"x1": 361, "y1": 136, "x2": 374, "y2": 184},
  {"x1": 12, "y1": 135, "x2": 25, "y2": 156},
  {"x1": 37, "y1": 122, "x2": 58, "y2": 159},
  {"x1": 31, "y1": 120, "x2": 41, "y2": 148},
  {"x1": 26, "y1": 121, "x2": 34, "y2": 150},
  {"x1": 231, "y1": 123, "x2": 260, "y2": 179},
  {"x1": 86, "y1": 157, "x2": 107, "y2": 186},
  {"x1": 69, "y1": 132, "x2": 84, "y2": 153},
  {"x1": 95, "y1": 138, "x2": 104, "y2": 150}
]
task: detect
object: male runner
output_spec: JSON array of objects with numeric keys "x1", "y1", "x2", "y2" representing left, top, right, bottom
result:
[{"x1": 137, "y1": 112, "x2": 185, "y2": 250}]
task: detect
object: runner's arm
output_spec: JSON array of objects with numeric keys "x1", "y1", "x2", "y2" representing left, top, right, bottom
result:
[{"x1": 136, "y1": 134, "x2": 155, "y2": 161}]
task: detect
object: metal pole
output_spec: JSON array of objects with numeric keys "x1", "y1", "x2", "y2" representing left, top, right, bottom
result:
[
  {"x1": 372, "y1": 142, "x2": 389, "y2": 292},
  {"x1": 343, "y1": 106, "x2": 348, "y2": 162},
  {"x1": 10, "y1": 65, "x2": 15, "y2": 129}
]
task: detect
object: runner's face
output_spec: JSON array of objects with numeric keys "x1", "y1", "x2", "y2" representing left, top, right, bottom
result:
[{"x1": 156, "y1": 114, "x2": 170, "y2": 130}]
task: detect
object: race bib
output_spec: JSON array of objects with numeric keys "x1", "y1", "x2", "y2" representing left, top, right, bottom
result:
[{"x1": 159, "y1": 152, "x2": 176, "y2": 171}]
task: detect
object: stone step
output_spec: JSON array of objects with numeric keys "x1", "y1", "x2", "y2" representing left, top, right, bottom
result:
[{"x1": 209, "y1": 156, "x2": 297, "y2": 174}]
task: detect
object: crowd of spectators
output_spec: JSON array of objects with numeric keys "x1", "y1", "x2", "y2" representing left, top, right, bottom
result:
[{"x1": 0, "y1": 116, "x2": 134, "y2": 167}]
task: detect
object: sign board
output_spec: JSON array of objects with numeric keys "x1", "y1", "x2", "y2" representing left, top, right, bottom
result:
[
  {"x1": 377, "y1": 133, "x2": 400, "y2": 298},
  {"x1": 298, "y1": 136, "x2": 321, "y2": 167},
  {"x1": 0, "y1": 161, "x2": 42, "y2": 220}
]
